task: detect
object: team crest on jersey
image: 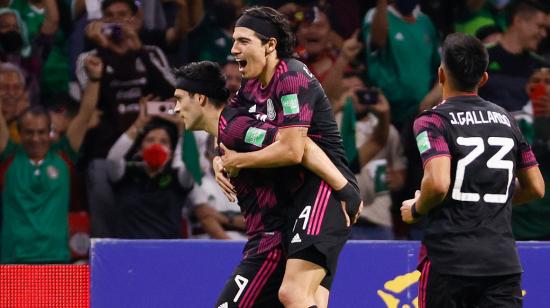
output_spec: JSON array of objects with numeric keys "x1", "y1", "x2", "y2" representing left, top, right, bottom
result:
[
  {"x1": 281, "y1": 94, "x2": 300, "y2": 116},
  {"x1": 47, "y1": 166, "x2": 59, "y2": 179},
  {"x1": 267, "y1": 99, "x2": 276, "y2": 120},
  {"x1": 244, "y1": 127, "x2": 267, "y2": 147}
]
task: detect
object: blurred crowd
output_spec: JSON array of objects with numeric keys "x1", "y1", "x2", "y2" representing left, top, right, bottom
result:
[{"x1": 1, "y1": 0, "x2": 550, "y2": 264}]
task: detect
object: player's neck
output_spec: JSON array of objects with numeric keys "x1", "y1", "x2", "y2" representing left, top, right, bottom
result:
[
  {"x1": 500, "y1": 29, "x2": 524, "y2": 54},
  {"x1": 259, "y1": 56, "x2": 280, "y2": 87},
  {"x1": 442, "y1": 88, "x2": 478, "y2": 100},
  {"x1": 204, "y1": 106, "x2": 224, "y2": 137}
]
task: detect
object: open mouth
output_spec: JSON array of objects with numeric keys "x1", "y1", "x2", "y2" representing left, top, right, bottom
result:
[{"x1": 236, "y1": 59, "x2": 248, "y2": 72}]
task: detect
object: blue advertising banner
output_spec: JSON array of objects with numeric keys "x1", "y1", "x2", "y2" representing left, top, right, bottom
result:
[{"x1": 91, "y1": 240, "x2": 550, "y2": 308}]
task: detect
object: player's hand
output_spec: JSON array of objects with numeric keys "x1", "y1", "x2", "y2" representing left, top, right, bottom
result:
[
  {"x1": 220, "y1": 143, "x2": 240, "y2": 178},
  {"x1": 400, "y1": 190, "x2": 421, "y2": 224},
  {"x1": 334, "y1": 183, "x2": 363, "y2": 227},
  {"x1": 213, "y1": 155, "x2": 236, "y2": 202}
]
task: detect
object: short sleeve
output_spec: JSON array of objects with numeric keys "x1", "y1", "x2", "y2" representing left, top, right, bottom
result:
[
  {"x1": 52, "y1": 136, "x2": 79, "y2": 163},
  {"x1": 222, "y1": 114, "x2": 279, "y2": 152},
  {"x1": 0, "y1": 139, "x2": 17, "y2": 162},
  {"x1": 413, "y1": 113, "x2": 451, "y2": 166},
  {"x1": 275, "y1": 70, "x2": 315, "y2": 128}
]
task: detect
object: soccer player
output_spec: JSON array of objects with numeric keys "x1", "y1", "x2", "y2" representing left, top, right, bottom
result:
[
  {"x1": 216, "y1": 6, "x2": 360, "y2": 308},
  {"x1": 401, "y1": 33, "x2": 545, "y2": 308},
  {"x1": 173, "y1": 61, "x2": 360, "y2": 307}
]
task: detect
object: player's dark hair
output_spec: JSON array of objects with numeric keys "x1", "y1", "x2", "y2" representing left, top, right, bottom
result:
[
  {"x1": 441, "y1": 33, "x2": 488, "y2": 92},
  {"x1": 16, "y1": 105, "x2": 52, "y2": 132},
  {"x1": 506, "y1": 0, "x2": 547, "y2": 26},
  {"x1": 240, "y1": 6, "x2": 295, "y2": 59},
  {"x1": 174, "y1": 61, "x2": 229, "y2": 108},
  {"x1": 101, "y1": 0, "x2": 138, "y2": 15}
]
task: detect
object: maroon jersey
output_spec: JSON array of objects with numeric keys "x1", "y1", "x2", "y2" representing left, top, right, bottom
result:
[
  {"x1": 414, "y1": 95, "x2": 538, "y2": 276},
  {"x1": 230, "y1": 58, "x2": 358, "y2": 190},
  {"x1": 218, "y1": 107, "x2": 288, "y2": 255}
]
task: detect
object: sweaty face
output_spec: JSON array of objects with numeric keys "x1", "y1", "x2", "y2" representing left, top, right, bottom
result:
[
  {"x1": 231, "y1": 27, "x2": 269, "y2": 79},
  {"x1": 174, "y1": 88, "x2": 203, "y2": 131},
  {"x1": 19, "y1": 114, "x2": 51, "y2": 160},
  {"x1": 296, "y1": 12, "x2": 330, "y2": 57}
]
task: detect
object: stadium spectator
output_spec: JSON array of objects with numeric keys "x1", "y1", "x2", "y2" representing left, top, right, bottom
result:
[
  {"x1": 0, "y1": 63, "x2": 29, "y2": 142},
  {"x1": 294, "y1": 6, "x2": 362, "y2": 101},
  {"x1": 0, "y1": 54, "x2": 100, "y2": 264},
  {"x1": 9, "y1": 0, "x2": 70, "y2": 100},
  {"x1": 479, "y1": 0, "x2": 548, "y2": 112},
  {"x1": 188, "y1": 0, "x2": 244, "y2": 63},
  {"x1": 222, "y1": 57, "x2": 242, "y2": 99},
  {"x1": 0, "y1": 8, "x2": 55, "y2": 105},
  {"x1": 334, "y1": 73, "x2": 405, "y2": 240}
]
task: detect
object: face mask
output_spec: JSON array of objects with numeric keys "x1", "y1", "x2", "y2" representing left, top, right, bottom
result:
[
  {"x1": 394, "y1": 0, "x2": 418, "y2": 16},
  {"x1": 142, "y1": 143, "x2": 169, "y2": 170},
  {"x1": 0, "y1": 31, "x2": 23, "y2": 54}
]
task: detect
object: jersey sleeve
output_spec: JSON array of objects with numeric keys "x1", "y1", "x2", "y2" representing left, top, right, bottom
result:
[
  {"x1": 413, "y1": 112, "x2": 451, "y2": 166},
  {"x1": 274, "y1": 70, "x2": 315, "y2": 128},
  {"x1": 222, "y1": 114, "x2": 279, "y2": 152},
  {"x1": 510, "y1": 115, "x2": 538, "y2": 169}
]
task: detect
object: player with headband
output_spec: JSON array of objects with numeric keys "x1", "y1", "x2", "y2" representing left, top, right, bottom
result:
[{"x1": 215, "y1": 6, "x2": 361, "y2": 308}]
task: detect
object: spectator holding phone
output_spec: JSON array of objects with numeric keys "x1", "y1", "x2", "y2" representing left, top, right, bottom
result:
[
  {"x1": 336, "y1": 72, "x2": 405, "y2": 239},
  {"x1": 512, "y1": 66, "x2": 550, "y2": 241}
]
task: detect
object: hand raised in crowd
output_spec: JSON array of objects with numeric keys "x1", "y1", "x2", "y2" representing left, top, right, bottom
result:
[
  {"x1": 85, "y1": 20, "x2": 110, "y2": 49},
  {"x1": 368, "y1": 91, "x2": 390, "y2": 116},
  {"x1": 121, "y1": 23, "x2": 142, "y2": 51},
  {"x1": 127, "y1": 94, "x2": 153, "y2": 139},
  {"x1": 340, "y1": 29, "x2": 363, "y2": 63},
  {"x1": 84, "y1": 55, "x2": 104, "y2": 80}
]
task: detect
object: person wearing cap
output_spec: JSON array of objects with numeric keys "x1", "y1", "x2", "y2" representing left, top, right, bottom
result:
[{"x1": 212, "y1": 6, "x2": 361, "y2": 308}]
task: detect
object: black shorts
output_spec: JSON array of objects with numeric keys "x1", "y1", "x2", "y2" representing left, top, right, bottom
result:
[
  {"x1": 285, "y1": 171, "x2": 351, "y2": 290},
  {"x1": 418, "y1": 259, "x2": 523, "y2": 308},
  {"x1": 215, "y1": 247, "x2": 286, "y2": 308}
]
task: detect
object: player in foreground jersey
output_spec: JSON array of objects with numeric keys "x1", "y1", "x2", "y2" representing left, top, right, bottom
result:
[
  {"x1": 173, "y1": 61, "x2": 361, "y2": 307},
  {"x1": 401, "y1": 33, "x2": 545, "y2": 308},
  {"x1": 214, "y1": 6, "x2": 361, "y2": 307}
]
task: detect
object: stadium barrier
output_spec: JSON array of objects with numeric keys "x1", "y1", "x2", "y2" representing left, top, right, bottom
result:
[{"x1": 91, "y1": 240, "x2": 550, "y2": 308}]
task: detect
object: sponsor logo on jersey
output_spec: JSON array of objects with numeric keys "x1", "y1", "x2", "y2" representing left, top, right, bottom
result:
[
  {"x1": 416, "y1": 131, "x2": 431, "y2": 154},
  {"x1": 244, "y1": 127, "x2": 267, "y2": 147},
  {"x1": 291, "y1": 233, "x2": 302, "y2": 243},
  {"x1": 248, "y1": 104, "x2": 256, "y2": 113},
  {"x1": 281, "y1": 94, "x2": 300, "y2": 115}
]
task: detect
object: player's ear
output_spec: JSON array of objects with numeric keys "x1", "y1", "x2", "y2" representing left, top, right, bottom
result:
[
  {"x1": 478, "y1": 72, "x2": 489, "y2": 88},
  {"x1": 438, "y1": 65, "x2": 445, "y2": 86},
  {"x1": 198, "y1": 94, "x2": 207, "y2": 107},
  {"x1": 265, "y1": 37, "x2": 277, "y2": 55}
]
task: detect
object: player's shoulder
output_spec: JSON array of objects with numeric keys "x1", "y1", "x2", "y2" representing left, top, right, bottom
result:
[{"x1": 281, "y1": 58, "x2": 315, "y2": 80}]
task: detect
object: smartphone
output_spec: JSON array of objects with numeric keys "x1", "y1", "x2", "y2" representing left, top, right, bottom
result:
[
  {"x1": 356, "y1": 88, "x2": 379, "y2": 105},
  {"x1": 146, "y1": 101, "x2": 176, "y2": 115}
]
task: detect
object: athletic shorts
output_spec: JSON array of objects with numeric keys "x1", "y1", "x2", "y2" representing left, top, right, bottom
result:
[
  {"x1": 285, "y1": 171, "x2": 351, "y2": 290},
  {"x1": 215, "y1": 246, "x2": 286, "y2": 308},
  {"x1": 418, "y1": 258, "x2": 523, "y2": 308}
]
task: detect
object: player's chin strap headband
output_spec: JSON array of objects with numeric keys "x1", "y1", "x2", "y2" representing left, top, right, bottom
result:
[
  {"x1": 176, "y1": 77, "x2": 228, "y2": 101},
  {"x1": 235, "y1": 14, "x2": 279, "y2": 39}
]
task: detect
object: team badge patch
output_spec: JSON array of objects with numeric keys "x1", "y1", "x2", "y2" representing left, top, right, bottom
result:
[
  {"x1": 281, "y1": 94, "x2": 300, "y2": 115},
  {"x1": 244, "y1": 127, "x2": 267, "y2": 147},
  {"x1": 416, "y1": 131, "x2": 431, "y2": 154}
]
